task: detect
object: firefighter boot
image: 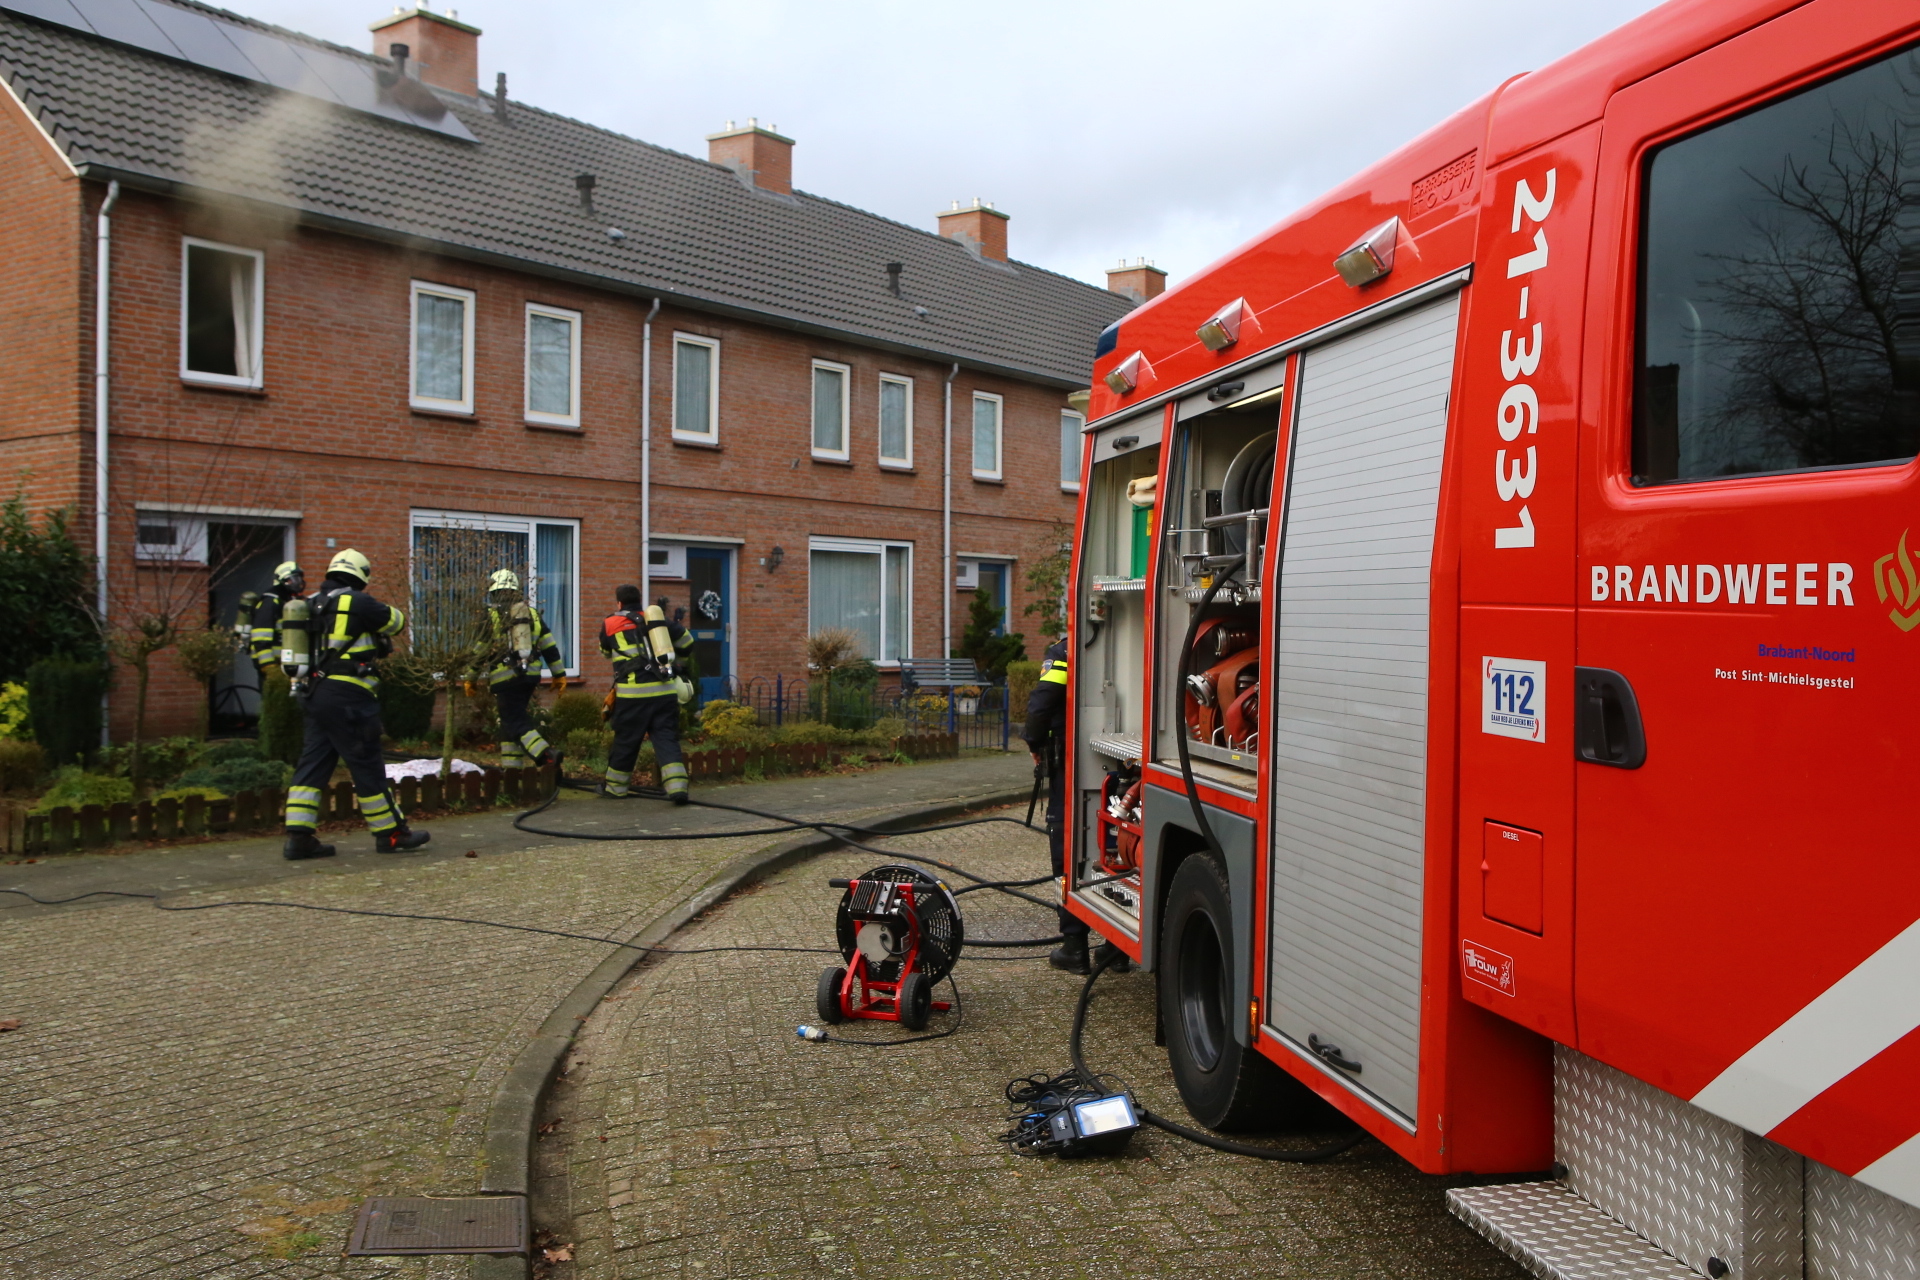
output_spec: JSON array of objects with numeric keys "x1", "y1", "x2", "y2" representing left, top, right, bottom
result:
[
  {"x1": 1049, "y1": 932, "x2": 1090, "y2": 975},
  {"x1": 375, "y1": 826, "x2": 431, "y2": 854},
  {"x1": 282, "y1": 831, "x2": 336, "y2": 861},
  {"x1": 1093, "y1": 940, "x2": 1132, "y2": 974},
  {"x1": 663, "y1": 761, "x2": 690, "y2": 805}
]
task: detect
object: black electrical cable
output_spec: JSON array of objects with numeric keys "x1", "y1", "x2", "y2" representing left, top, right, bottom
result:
[
  {"x1": 1173, "y1": 566, "x2": 1240, "y2": 866},
  {"x1": 1070, "y1": 950, "x2": 1366, "y2": 1162},
  {"x1": 0, "y1": 888, "x2": 1060, "y2": 956}
]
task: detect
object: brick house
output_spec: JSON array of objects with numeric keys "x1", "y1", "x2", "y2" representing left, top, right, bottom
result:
[{"x1": 0, "y1": 0, "x2": 1137, "y2": 738}]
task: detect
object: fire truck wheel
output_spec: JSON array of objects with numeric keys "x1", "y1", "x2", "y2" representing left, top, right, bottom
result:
[
  {"x1": 898, "y1": 972, "x2": 932, "y2": 1031},
  {"x1": 816, "y1": 967, "x2": 847, "y2": 1024},
  {"x1": 1159, "y1": 853, "x2": 1302, "y2": 1132}
]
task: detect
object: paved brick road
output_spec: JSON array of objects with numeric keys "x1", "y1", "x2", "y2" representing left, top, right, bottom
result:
[
  {"x1": 542, "y1": 816, "x2": 1528, "y2": 1280},
  {"x1": 0, "y1": 758, "x2": 1025, "y2": 1280}
]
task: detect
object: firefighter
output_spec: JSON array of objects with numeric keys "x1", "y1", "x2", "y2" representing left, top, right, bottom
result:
[
  {"x1": 1027, "y1": 634, "x2": 1114, "y2": 974},
  {"x1": 280, "y1": 548, "x2": 429, "y2": 859},
  {"x1": 599, "y1": 583, "x2": 694, "y2": 802},
  {"x1": 482, "y1": 569, "x2": 568, "y2": 780},
  {"x1": 241, "y1": 561, "x2": 305, "y2": 672}
]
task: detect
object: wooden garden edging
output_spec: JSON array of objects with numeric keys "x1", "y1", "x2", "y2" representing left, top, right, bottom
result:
[{"x1": 0, "y1": 734, "x2": 957, "y2": 858}]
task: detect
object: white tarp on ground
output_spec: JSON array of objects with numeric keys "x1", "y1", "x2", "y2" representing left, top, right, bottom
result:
[{"x1": 384, "y1": 758, "x2": 482, "y2": 782}]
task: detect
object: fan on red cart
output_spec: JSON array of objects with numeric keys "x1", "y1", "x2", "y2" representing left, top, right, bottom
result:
[
  {"x1": 1025, "y1": 637, "x2": 1128, "y2": 976},
  {"x1": 1183, "y1": 619, "x2": 1258, "y2": 752}
]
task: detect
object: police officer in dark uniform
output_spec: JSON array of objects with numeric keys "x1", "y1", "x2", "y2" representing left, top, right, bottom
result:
[
  {"x1": 599, "y1": 584, "x2": 694, "y2": 802},
  {"x1": 1027, "y1": 635, "x2": 1096, "y2": 972},
  {"x1": 281, "y1": 549, "x2": 429, "y2": 859}
]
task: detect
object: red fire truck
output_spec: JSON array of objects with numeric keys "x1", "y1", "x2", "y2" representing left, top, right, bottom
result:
[{"x1": 1068, "y1": 1, "x2": 1920, "y2": 1274}]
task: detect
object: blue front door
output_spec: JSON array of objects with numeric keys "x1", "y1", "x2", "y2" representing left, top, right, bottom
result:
[{"x1": 684, "y1": 548, "x2": 731, "y2": 702}]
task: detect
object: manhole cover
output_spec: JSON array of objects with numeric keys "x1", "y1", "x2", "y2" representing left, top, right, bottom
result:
[{"x1": 346, "y1": 1195, "x2": 527, "y2": 1256}]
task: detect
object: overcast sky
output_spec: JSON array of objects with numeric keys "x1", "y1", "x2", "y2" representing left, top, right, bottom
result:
[{"x1": 233, "y1": 0, "x2": 1668, "y2": 289}]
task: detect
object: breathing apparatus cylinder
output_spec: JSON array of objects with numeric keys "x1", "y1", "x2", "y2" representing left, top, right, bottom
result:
[
  {"x1": 644, "y1": 605, "x2": 676, "y2": 666},
  {"x1": 280, "y1": 596, "x2": 312, "y2": 682},
  {"x1": 508, "y1": 600, "x2": 534, "y2": 665},
  {"x1": 234, "y1": 590, "x2": 261, "y2": 641}
]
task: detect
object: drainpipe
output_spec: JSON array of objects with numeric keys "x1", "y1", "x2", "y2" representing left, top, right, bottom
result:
[
  {"x1": 640, "y1": 297, "x2": 660, "y2": 606},
  {"x1": 942, "y1": 362, "x2": 958, "y2": 659},
  {"x1": 94, "y1": 180, "x2": 119, "y2": 746}
]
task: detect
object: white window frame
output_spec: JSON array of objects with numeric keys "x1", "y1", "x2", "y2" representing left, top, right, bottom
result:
[
  {"x1": 808, "y1": 535, "x2": 913, "y2": 666},
  {"x1": 410, "y1": 280, "x2": 476, "y2": 414},
  {"x1": 523, "y1": 302, "x2": 582, "y2": 428},
  {"x1": 1059, "y1": 409, "x2": 1085, "y2": 491},
  {"x1": 671, "y1": 333, "x2": 721, "y2": 443},
  {"x1": 877, "y1": 373, "x2": 914, "y2": 469},
  {"x1": 408, "y1": 508, "x2": 582, "y2": 675},
  {"x1": 811, "y1": 360, "x2": 852, "y2": 460},
  {"x1": 972, "y1": 391, "x2": 1004, "y2": 480},
  {"x1": 179, "y1": 237, "x2": 265, "y2": 391}
]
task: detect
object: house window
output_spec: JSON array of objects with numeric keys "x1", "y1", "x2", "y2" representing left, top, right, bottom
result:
[
  {"x1": 808, "y1": 537, "x2": 910, "y2": 663},
  {"x1": 812, "y1": 360, "x2": 850, "y2": 459},
  {"x1": 409, "y1": 510, "x2": 580, "y2": 672},
  {"x1": 878, "y1": 374, "x2": 913, "y2": 467},
  {"x1": 1060, "y1": 409, "x2": 1084, "y2": 490},
  {"x1": 972, "y1": 392, "x2": 1003, "y2": 479},
  {"x1": 133, "y1": 512, "x2": 209, "y2": 563},
  {"x1": 411, "y1": 281, "x2": 475, "y2": 414},
  {"x1": 672, "y1": 334, "x2": 719, "y2": 442},
  {"x1": 524, "y1": 304, "x2": 581, "y2": 427},
  {"x1": 180, "y1": 238, "x2": 264, "y2": 389}
]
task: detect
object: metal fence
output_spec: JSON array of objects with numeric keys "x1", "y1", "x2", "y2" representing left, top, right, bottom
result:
[{"x1": 711, "y1": 675, "x2": 1016, "y2": 752}]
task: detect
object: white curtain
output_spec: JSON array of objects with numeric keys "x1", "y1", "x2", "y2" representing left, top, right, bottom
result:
[
  {"x1": 973, "y1": 396, "x2": 999, "y2": 473},
  {"x1": 229, "y1": 257, "x2": 253, "y2": 380},
  {"x1": 809, "y1": 550, "x2": 880, "y2": 656},
  {"x1": 880, "y1": 379, "x2": 908, "y2": 461},
  {"x1": 415, "y1": 294, "x2": 466, "y2": 401},
  {"x1": 813, "y1": 366, "x2": 845, "y2": 452},
  {"x1": 674, "y1": 341, "x2": 711, "y2": 436},
  {"x1": 527, "y1": 314, "x2": 573, "y2": 416}
]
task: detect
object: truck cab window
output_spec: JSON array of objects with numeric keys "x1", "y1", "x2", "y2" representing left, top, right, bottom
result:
[{"x1": 1635, "y1": 44, "x2": 1920, "y2": 484}]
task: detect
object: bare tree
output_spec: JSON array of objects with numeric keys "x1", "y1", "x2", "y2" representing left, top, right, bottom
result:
[{"x1": 389, "y1": 520, "x2": 520, "y2": 777}]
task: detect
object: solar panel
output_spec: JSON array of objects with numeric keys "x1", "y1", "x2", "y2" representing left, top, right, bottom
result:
[{"x1": 1, "y1": 0, "x2": 476, "y2": 141}]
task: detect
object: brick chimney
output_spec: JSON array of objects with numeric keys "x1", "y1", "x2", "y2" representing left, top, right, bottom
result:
[
  {"x1": 707, "y1": 119, "x2": 795, "y2": 195},
  {"x1": 369, "y1": 6, "x2": 480, "y2": 96},
  {"x1": 1107, "y1": 259, "x2": 1166, "y2": 303},
  {"x1": 938, "y1": 199, "x2": 1009, "y2": 263}
]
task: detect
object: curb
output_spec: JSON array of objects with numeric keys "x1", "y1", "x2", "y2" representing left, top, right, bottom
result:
[{"x1": 469, "y1": 784, "x2": 1033, "y2": 1279}]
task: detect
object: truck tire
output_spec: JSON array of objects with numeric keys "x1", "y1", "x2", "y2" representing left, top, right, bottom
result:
[{"x1": 1159, "y1": 853, "x2": 1315, "y2": 1131}]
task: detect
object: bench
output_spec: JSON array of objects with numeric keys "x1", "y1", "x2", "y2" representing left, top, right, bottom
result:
[{"x1": 898, "y1": 657, "x2": 982, "y2": 690}]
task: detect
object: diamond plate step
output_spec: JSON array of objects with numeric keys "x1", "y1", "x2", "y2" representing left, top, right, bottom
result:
[{"x1": 1448, "y1": 1182, "x2": 1703, "y2": 1280}]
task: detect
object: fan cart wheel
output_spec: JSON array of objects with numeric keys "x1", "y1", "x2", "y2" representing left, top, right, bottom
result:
[
  {"x1": 898, "y1": 972, "x2": 931, "y2": 1030},
  {"x1": 816, "y1": 967, "x2": 847, "y2": 1024},
  {"x1": 1158, "y1": 854, "x2": 1327, "y2": 1132}
]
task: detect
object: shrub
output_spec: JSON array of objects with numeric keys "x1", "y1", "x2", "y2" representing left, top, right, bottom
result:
[
  {"x1": 957, "y1": 587, "x2": 1027, "y2": 679},
  {"x1": 550, "y1": 690, "x2": 604, "y2": 739},
  {"x1": 698, "y1": 700, "x2": 766, "y2": 745},
  {"x1": 378, "y1": 676, "x2": 435, "y2": 743},
  {"x1": 0, "y1": 494, "x2": 100, "y2": 684},
  {"x1": 772, "y1": 721, "x2": 857, "y2": 746},
  {"x1": 177, "y1": 750, "x2": 289, "y2": 796},
  {"x1": 258, "y1": 668, "x2": 303, "y2": 764},
  {"x1": 1005, "y1": 660, "x2": 1041, "y2": 716},
  {"x1": 31, "y1": 766, "x2": 133, "y2": 813},
  {"x1": 0, "y1": 738, "x2": 44, "y2": 791},
  {"x1": 563, "y1": 726, "x2": 613, "y2": 768},
  {"x1": 154, "y1": 785, "x2": 228, "y2": 805},
  {"x1": 100, "y1": 736, "x2": 199, "y2": 788},
  {"x1": 27, "y1": 656, "x2": 103, "y2": 767},
  {"x1": 0, "y1": 682, "x2": 27, "y2": 739}
]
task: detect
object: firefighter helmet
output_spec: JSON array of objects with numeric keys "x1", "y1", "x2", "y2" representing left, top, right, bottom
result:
[
  {"x1": 488, "y1": 568, "x2": 521, "y2": 595},
  {"x1": 272, "y1": 560, "x2": 302, "y2": 586},
  {"x1": 327, "y1": 548, "x2": 372, "y2": 585}
]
